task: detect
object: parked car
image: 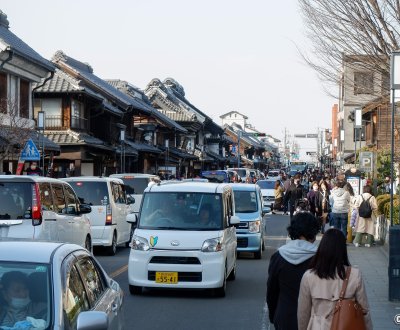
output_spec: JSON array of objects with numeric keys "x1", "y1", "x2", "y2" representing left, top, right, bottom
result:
[
  {"x1": 127, "y1": 182, "x2": 240, "y2": 297},
  {"x1": 63, "y1": 177, "x2": 135, "y2": 255},
  {"x1": 256, "y1": 179, "x2": 279, "y2": 212},
  {"x1": 109, "y1": 173, "x2": 158, "y2": 215},
  {"x1": 0, "y1": 175, "x2": 92, "y2": 251},
  {"x1": 230, "y1": 183, "x2": 265, "y2": 259},
  {"x1": 0, "y1": 240, "x2": 124, "y2": 329}
]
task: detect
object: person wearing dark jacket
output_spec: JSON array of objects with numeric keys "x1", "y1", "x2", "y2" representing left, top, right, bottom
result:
[
  {"x1": 283, "y1": 174, "x2": 306, "y2": 218},
  {"x1": 266, "y1": 212, "x2": 320, "y2": 330},
  {"x1": 306, "y1": 181, "x2": 319, "y2": 216},
  {"x1": 315, "y1": 181, "x2": 331, "y2": 234}
]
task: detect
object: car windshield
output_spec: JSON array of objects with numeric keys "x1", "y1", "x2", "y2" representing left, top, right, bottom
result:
[
  {"x1": 268, "y1": 172, "x2": 279, "y2": 177},
  {"x1": 118, "y1": 177, "x2": 149, "y2": 195},
  {"x1": 201, "y1": 172, "x2": 227, "y2": 183},
  {"x1": 233, "y1": 191, "x2": 258, "y2": 213},
  {"x1": 139, "y1": 192, "x2": 223, "y2": 230},
  {"x1": 0, "y1": 182, "x2": 32, "y2": 220},
  {"x1": 67, "y1": 182, "x2": 109, "y2": 205},
  {"x1": 0, "y1": 262, "x2": 51, "y2": 328},
  {"x1": 256, "y1": 181, "x2": 275, "y2": 189}
]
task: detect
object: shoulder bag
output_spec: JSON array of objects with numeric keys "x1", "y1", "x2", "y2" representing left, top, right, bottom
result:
[{"x1": 329, "y1": 267, "x2": 367, "y2": 330}]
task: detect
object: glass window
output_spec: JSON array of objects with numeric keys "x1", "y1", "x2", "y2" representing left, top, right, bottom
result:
[
  {"x1": 0, "y1": 262, "x2": 51, "y2": 328},
  {"x1": 0, "y1": 182, "x2": 32, "y2": 219},
  {"x1": 234, "y1": 191, "x2": 258, "y2": 213},
  {"x1": 39, "y1": 182, "x2": 55, "y2": 211},
  {"x1": 0, "y1": 72, "x2": 7, "y2": 113},
  {"x1": 119, "y1": 177, "x2": 150, "y2": 195},
  {"x1": 76, "y1": 257, "x2": 105, "y2": 305},
  {"x1": 63, "y1": 265, "x2": 90, "y2": 330},
  {"x1": 67, "y1": 181, "x2": 109, "y2": 206},
  {"x1": 52, "y1": 183, "x2": 66, "y2": 214},
  {"x1": 111, "y1": 183, "x2": 126, "y2": 204},
  {"x1": 19, "y1": 79, "x2": 29, "y2": 118},
  {"x1": 42, "y1": 99, "x2": 62, "y2": 127},
  {"x1": 354, "y1": 71, "x2": 374, "y2": 95},
  {"x1": 8, "y1": 75, "x2": 18, "y2": 115},
  {"x1": 64, "y1": 185, "x2": 78, "y2": 214}
]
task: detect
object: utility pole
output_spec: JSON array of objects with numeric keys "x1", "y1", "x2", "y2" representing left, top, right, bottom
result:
[
  {"x1": 237, "y1": 131, "x2": 241, "y2": 168},
  {"x1": 284, "y1": 127, "x2": 287, "y2": 166}
]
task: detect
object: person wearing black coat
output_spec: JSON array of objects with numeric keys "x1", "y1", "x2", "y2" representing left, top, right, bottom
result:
[
  {"x1": 266, "y1": 212, "x2": 320, "y2": 330},
  {"x1": 315, "y1": 181, "x2": 331, "y2": 234},
  {"x1": 283, "y1": 174, "x2": 306, "y2": 218}
]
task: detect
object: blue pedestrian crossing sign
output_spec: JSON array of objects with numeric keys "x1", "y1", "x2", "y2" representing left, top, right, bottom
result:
[{"x1": 20, "y1": 139, "x2": 40, "y2": 161}]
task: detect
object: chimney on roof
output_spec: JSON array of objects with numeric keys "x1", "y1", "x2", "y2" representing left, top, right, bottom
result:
[{"x1": 0, "y1": 11, "x2": 10, "y2": 29}]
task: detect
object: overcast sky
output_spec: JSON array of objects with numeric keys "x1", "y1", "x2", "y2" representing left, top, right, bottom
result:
[{"x1": 2, "y1": 0, "x2": 333, "y2": 158}]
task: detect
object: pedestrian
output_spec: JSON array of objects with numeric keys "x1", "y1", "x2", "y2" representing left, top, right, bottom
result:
[
  {"x1": 297, "y1": 228, "x2": 372, "y2": 330},
  {"x1": 266, "y1": 212, "x2": 320, "y2": 330},
  {"x1": 315, "y1": 181, "x2": 330, "y2": 234},
  {"x1": 306, "y1": 181, "x2": 319, "y2": 216},
  {"x1": 272, "y1": 180, "x2": 284, "y2": 214},
  {"x1": 283, "y1": 174, "x2": 306, "y2": 219},
  {"x1": 353, "y1": 185, "x2": 378, "y2": 248},
  {"x1": 329, "y1": 180, "x2": 351, "y2": 238},
  {"x1": 283, "y1": 175, "x2": 292, "y2": 215},
  {"x1": 26, "y1": 162, "x2": 42, "y2": 176}
]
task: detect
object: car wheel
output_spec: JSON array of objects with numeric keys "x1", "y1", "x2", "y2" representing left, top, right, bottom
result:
[
  {"x1": 125, "y1": 226, "x2": 134, "y2": 248},
  {"x1": 214, "y1": 265, "x2": 227, "y2": 297},
  {"x1": 129, "y1": 285, "x2": 142, "y2": 295},
  {"x1": 85, "y1": 236, "x2": 92, "y2": 253},
  {"x1": 254, "y1": 240, "x2": 263, "y2": 259},
  {"x1": 107, "y1": 231, "x2": 117, "y2": 256},
  {"x1": 227, "y1": 259, "x2": 236, "y2": 281},
  {"x1": 262, "y1": 236, "x2": 265, "y2": 251}
]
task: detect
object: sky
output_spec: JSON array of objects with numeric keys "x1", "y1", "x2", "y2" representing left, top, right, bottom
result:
[{"x1": 1, "y1": 0, "x2": 333, "y2": 159}]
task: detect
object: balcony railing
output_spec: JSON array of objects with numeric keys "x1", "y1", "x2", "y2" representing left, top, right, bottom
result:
[
  {"x1": 71, "y1": 116, "x2": 88, "y2": 130},
  {"x1": 37, "y1": 115, "x2": 88, "y2": 130}
]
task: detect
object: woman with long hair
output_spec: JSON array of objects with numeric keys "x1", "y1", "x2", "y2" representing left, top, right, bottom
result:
[
  {"x1": 272, "y1": 180, "x2": 285, "y2": 214},
  {"x1": 315, "y1": 181, "x2": 330, "y2": 234},
  {"x1": 297, "y1": 229, "x2": 372, "y2": 329}
]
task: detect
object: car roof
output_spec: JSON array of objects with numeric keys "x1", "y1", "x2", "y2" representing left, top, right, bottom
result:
[
  {"x1": 0, "y1": 175, "x2": 68, "y2": 184},
  {"x1": 110, "y1": 173, "x2": 157, "y2": 179},
  {"x1": 0, "y1": 240, "x2": 83, "y2": 263},
  {"x1": 228, "y1": 183, "x2": 259, "y2": 191},
  {"x1": 146, "y1": 182, "x2": 231, "y2": 193},
  {"x1": 62, "y1": 176, "x2": 123, "y2": 183}
]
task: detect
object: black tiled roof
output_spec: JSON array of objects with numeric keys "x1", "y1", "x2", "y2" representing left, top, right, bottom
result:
[
  {"x1": 0, "y1": 12, "x2": 54, "y2": 71},
  {"x1": 159, "y1": 146, "x2": 198, "y2": 160},
  {"x1": 45, "y1": 130, "x2": 112, "y2": 151},
  {"x1": 124, "y1": 139, "x2": 161, "y2": 154}
]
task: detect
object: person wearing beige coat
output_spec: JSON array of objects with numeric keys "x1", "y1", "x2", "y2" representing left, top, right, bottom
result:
[{"x1": 297, "y1": 229, "x2": 372, "y2": 330}]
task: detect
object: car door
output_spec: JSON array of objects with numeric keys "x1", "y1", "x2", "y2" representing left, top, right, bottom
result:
[
  {"x1": 51, "y1": 183, "x2": 71, "y2": 243},
  {"x1": 111, "y1": 182, "x2": 130, "y2": 244},
  {"x1": 38, "y1": 182, "x2": 58, "y2": 241},
  {"x1": 224, "y1": 192, "x2": 237, "y2": 273},
  {"x1": 75, "y1": 255, "x2": 122, "y2": 330}
]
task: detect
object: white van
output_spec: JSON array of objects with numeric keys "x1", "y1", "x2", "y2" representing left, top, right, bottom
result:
[
  {"x1": 109, "y1": 173, "x2": 158, "y2": 215},
  {"x1": 127, "y1": 182, "x2": 240, "y2": 297},
  {"x1": 63, "y1": 177, "x2": 135, "y2": 255},
  {"x1": 0, "y1": 175, "x2": 92, "y2": 250}
]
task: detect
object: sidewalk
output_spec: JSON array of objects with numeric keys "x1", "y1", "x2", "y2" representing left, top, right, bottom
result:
[{"x1": 347, "y1": 243, "x2": 400, "y2": 329}]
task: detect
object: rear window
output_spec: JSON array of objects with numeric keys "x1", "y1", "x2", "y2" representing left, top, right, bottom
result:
[
  {"x1": 256, "y1": 181, "x2": 275, "y2": 189},
  {"x1": 201, "y1": 171, "x2": 227, "y2": 183},
  {"x1": 234, "y1": 169, "x2": 246, "y2": 178},
  {"x1": 118, "y1": 177, "x2": 149, "y2": 195},
  {"x1": 0, "y1": 182, "x2": 32, "y2": 219},
  {"x1": 67, "y1": 182, "x2": 109, "y2": 206}
]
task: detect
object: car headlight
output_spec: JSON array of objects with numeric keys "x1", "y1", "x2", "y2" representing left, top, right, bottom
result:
[
  {"x1": 131, "y1": 235, "x2": 150, "y2": 251},
  {"x1": 249, "y1": 220, "x2": 261, "y2": 233},
  {"x1": 201, "y1": 238, "x2": 223, "y2": 252}
]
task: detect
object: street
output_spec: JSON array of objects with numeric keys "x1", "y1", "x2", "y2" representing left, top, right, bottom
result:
[{"x1": 95, "y1": 214, "x2": 290, "y2": 330}]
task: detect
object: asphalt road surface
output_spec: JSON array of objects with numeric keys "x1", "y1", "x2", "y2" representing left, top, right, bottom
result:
[{"x1": 95, "y1": 213, "x2": 289, "y2": 330}]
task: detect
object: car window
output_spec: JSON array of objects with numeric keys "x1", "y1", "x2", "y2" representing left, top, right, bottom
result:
[
  {"x1": 39, "y1": 182, "x2": 55, "y2": 212},
  {"x1": 67, "y1": 181, "x2": 109, "y2": 206},
  {"x1": 0, "y1": 262, "x2": 51, "y2": 328},
  {"x1": 52, "y1": 183, "x2": 66, "y2": 214},
  {"x1": 0, "y1": 182, "x2": 32, "y2": 219},
  {"x1": 64, "y1": 185, "x2": 78, "y2": 215},
  {"x1": 76, "y1": 257, "x2": 105, "y2": 305},
  {"x1": 118, "y1": 177, "x2": 149, "y2": 195},
  {"x1": 111, "y1": 182, "x2": 126, "y2": 204},
  {"x1": 234, "y1": 191, "x2": 258, "y2": 213},
  {"x1": 63, "y1": 265, "x2": 91, "y2": 330},
  {"x1": 256, "y1": 181, "x2": 275, "y2": 189}
]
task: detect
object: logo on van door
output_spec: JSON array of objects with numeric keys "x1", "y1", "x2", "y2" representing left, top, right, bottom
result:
[
  {"x1": 150, "y1": 236, "x2": 158, "y2": 247},
  {"x1": 170, "y1": 240, "x2": 180, "y2": 246}
]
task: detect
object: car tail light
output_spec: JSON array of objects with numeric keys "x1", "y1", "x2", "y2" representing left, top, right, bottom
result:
[
  {"x1": 106, "y1": 204, "x2": 112, "y2": 225},
  {"x1": 32, "y1": 183, "x2": 42, "y2": 225}
]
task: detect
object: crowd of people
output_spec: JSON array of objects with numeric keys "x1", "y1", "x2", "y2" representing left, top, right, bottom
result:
[{"x1": 266, "y1": 168, "x2": 380, "y2": 329}]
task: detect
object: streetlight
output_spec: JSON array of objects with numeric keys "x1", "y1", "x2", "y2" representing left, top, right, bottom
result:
[
  {"x1": 116, "y1": 123, "x2": 126, "y2": 173},
  {"x1": 37, "y1": 111, "x2": 45, "y2": 176},
  {"x1": 389, "y1": 50, "x2": 400, "y2": 301}
]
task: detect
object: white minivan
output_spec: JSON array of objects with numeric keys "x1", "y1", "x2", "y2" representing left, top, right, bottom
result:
[
  {"x1": 127, "y1": 182, "x2": 240, "y2": 297},
  {"x1": 0, "y1": 175, "x2": 92, "y2": 251},
  {"x1": 63, "y1": 177, "x2": 135, "y2": 255}
]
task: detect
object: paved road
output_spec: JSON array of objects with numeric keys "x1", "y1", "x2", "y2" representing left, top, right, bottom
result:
[{"x1": 95, "y1": 213, "x2": 289, "y2": 330}]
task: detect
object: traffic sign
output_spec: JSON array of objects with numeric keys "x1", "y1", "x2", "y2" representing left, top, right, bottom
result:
[
  {"x1": 359, "y1": 151, "x2": 373, "y2": 172},
  {"x1": 294, "y1": 134, "x2": 306, "y2": 138},
  {"x1": 306, "y1": 134, "x2": 318, "y2": 138},
  {"x1": 20, "y1": 139, "x2": 40, "y2": 161}
]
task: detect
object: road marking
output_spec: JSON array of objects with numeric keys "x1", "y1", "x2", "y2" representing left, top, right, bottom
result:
[
  {"x1": 261, "y1": 302, "x2": 271, "y2": 330},
  {"x1": 110, "y1": 264, "x2": 128, "y2": 278}
]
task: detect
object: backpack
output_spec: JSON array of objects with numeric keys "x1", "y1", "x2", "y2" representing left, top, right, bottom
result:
[{"x1": 358, "y1": 195, "x2": 372, "y2": 218}]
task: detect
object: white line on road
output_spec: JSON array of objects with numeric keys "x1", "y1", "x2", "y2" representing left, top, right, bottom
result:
[{"x1": 110, "y1": 264, "x2": 128, "y2": 278}]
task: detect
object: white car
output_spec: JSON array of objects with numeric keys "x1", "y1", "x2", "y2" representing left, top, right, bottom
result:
[
  {"x1": 127, "y1": 182, "x2": 240, "y2": 297},
  {"x1": 256, "y1": 179, "x2": 278, "y2": 212},
  {"x1": 0, "y1": 175, "x2": 92, "y2": 251},
  {"x1": 63, "y1": 177, "x2": 135, "y2": 255}
]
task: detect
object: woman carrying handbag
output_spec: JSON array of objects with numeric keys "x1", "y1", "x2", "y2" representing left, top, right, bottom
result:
[{"x1": 297, "y1": 229, "x2": 372, "y2": 330}]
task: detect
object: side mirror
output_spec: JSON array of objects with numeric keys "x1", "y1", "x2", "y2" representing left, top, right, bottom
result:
[
  {"x1": 79, "y1": 204, "x2": 92, "y2": 215},
  {"x1": 127, "y1": 195, "x2": 135, "y2": 205},
  {"x1": 77, "y1": 311, "x2": 108, "y2": 330},
  {"x1": 126, "y1": 213, "x2": 137, "y2": 223},
  {"x1": 229, "y1": 215, "x2": 240, "y2": 226}
]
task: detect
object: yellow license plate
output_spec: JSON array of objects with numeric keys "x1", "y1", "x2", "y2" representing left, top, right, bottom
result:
[{"x1": 155, "y1": 272, "x2": 178, "y2": 284}]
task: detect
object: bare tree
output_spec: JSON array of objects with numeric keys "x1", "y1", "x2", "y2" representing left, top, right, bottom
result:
[
  {"x1": 298, "y1": 0, "x2": 400, "y2": 97},
  {"x1": 0, "y1": 97, "x2": 33, "y2": 162}
]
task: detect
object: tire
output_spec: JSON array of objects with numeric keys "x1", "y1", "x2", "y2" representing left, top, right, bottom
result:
[
  {"x1": 129, "y1": 285, "x2": 142, "y2": 295},
  {"x1": 84, "y1": 236, "x2": 92, "y2": 253},
  {"x1": 107, "y1": 231, "x2": 117, "y2": 256},
  {"x1": 227, "y1": 260, "x2": 236, "y2": 281},
  {"x1": 214, "y1": 265, "x2": 227, "y2": 297},
  {"x1": 254, "y1": 240, "x2": 263, "y2": 259},
  {"x1": 125, "y1": 226, "x2": 134, "y2": 248},
  {"x1": 262, "y1": 236, "x2": 265, "y2": 251}
]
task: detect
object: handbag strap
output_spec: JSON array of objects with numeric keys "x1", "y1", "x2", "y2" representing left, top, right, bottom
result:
[{"x1": 339, "y1": 267, "x2": 351, "y2": 300}]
